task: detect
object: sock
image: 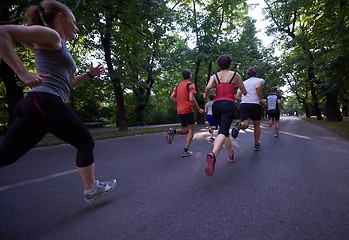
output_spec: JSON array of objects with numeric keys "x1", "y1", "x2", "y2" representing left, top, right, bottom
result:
[{"x1": 84, "y1": 181, "x2": 98, "y2": 194}]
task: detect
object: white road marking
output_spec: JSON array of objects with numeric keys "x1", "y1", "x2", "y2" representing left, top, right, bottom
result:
[{"x1": 0, "y1": 169, "x2": 77, "y2": 192}]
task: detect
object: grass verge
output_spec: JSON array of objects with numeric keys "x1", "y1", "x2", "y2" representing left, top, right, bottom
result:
[
  {"x1": 300, "y1": 117, "x2": 349, "y2": 139},
  {"x1": 39, "y1": 126, "x2": 173, "y2": 145}
]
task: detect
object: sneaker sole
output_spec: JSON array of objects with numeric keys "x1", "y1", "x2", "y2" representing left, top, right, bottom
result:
[
  {"x1": 182, "y1": 153, "x2": 193, "y2": 157},
  {"x1": 205, "y1": 153, "x2": 215, "y2": 176},
  {"x1": 166, "y1": 131, "x2": 174, "y2": 145},
  {"x1": 228, "y1": 150, "x2": 235, "y2": 162},
  {"x1": 232, "y1": 128, "x2": 239, "y2": 138},
  {"x1": 85, "y1": 181, "x2": 117, "y2": 203}
]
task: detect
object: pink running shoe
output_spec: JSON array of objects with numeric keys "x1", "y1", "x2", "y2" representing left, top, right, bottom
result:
[
  {"x1": 228, "y1": 149, "x2": 235, "y2": 162},
  {"x1": 205, "y1": 153, "x2": 216, "y2": 177}
]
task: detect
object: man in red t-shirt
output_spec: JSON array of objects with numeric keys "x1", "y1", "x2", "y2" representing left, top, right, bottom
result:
[{"x1": 166, "y1": 69, "x2": 204, "y2": 157}]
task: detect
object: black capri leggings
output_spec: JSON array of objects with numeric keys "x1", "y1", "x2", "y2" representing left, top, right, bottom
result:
[
  {"x1": 212, "y1": 100, "x2": 237, "y2": 137},
  {"x1": 0, "y1": 92, "x2": 95, "y2": 168}
]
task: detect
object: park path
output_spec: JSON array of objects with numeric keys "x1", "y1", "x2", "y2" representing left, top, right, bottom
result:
[{"x1": 0, "y1": 116, "x2": 348, "y2": 240}]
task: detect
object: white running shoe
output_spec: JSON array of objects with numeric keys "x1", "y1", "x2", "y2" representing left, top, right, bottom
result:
[
  {"x1": 84, "y1": 179, "x2": 117, "y2": 203},
  {"x1": 182, "y1": 150, "x2": 193, "y2": 157}
]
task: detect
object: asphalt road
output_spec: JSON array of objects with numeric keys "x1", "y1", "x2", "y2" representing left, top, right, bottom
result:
[{"x1": 0, "y1": 116, "x2": 348, "y2": 240}]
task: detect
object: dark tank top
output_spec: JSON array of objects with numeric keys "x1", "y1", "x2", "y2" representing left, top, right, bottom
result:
[{"x1": 30, "y1": 39, "x2": 76, "y2": 102}]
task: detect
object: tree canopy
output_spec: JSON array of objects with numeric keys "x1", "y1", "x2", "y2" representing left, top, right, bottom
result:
[{"x1": 0, "y1": 0, "x2": 348, "y2": 134}]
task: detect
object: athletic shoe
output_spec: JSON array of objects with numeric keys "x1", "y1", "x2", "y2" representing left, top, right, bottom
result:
[
  {"x1": 231, "y1": 121, "x2": 241, "y2": 138},
  {"x1": 166, "y1": 128, "x2": 175, "y2": 145},
  {"x1": 274, "y1": 134, "x2": 279, "y2": 138},
  {"x1": 228, "y1": 149, "x2": 235, "y2": 162},
  {"x1": 205, "y1": 152, "x2": 216, "y2": 176},
  {"x1": 182, "y1": 150, "x2": 193, "y2": 157},
  {"x1": 208, "y1": 128, "x2": 213, "y2": 134},
  {"x1": 84, "y1": 179, "x2": 117, "y2": 203},
  {"x1": 209, "y1": 137, "x2": 215, "y2": 143},
  {"x1": 254, "y1": 142, "x2": 260, "y2": 151}
]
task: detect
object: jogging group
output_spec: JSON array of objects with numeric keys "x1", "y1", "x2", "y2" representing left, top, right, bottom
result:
[
  {"x1": 166, "y1": 54, "x2": 284, "y2": 177},
  {"x1": 0, "y1": 0, "x2": 283, "y2": 203}
]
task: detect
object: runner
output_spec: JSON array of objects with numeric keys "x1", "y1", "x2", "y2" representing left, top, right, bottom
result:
[
  {"x1": 234, "y1": 65, "x2": 266, "y2": 151},
  {"x1": 205, "y1": 94, "x2": 218, "y2": 143},
  {"x1": 0, "y1": 0, "x2": 116, "y2": 203},
  {"x1": 267, "y1": 86, "x2": 285, "y2": 138},
  {"x1": 166, "y1": 69, "x2": 204, "y2": 157},
  {"x1": 203, "y1": 54, "x2": 247, "y2": 176}
]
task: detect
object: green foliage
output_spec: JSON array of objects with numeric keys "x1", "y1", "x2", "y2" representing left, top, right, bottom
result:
[
  {"x1": 284, "y1": 95, "x2": 305, "y2": 116},
  {"x1": 0, "y1": 0, "x2": 287, "y2": 129},
  {"x1": 264, "y1": 0, "x2": 349, "y2": 120}
]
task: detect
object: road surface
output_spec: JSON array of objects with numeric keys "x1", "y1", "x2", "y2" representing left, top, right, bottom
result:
[{"x1": 0, "y1": 116, "x2": 348, "y2": 240}]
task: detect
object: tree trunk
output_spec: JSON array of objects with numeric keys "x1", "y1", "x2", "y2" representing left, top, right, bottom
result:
[
  {"x1": 342, "y1": 97, "x2": 348, "y2": 117},
  {"x1": 325, "y1": 93, "x2": 343, "y2": 121},
  {"x1": 308, "y1": 66, "x2": 322, "y2": 120},
  {"x1": 113, "y1": 79, "x2": 128, "y2": 131},
  {"x1": 133, "y1": 85, "x2": 150, "y2": 126},
  {"x1": 296, "y1": 95, "x2": 310, "y2": 118},
  {"x1": 304, "y1": 103, "x2": 311, "y2": 118},
  {"x1": 100, "y1": 13, "x2": 128, "y2": 131},
  {"x1": 207, "y1": 61, "x2": 212, "y2": 84},
  {"x1": 193, "y1": 58, "x2": 205, "y2": 124},
  {"x1": 133, "y1": 62, "x2": 154, "y2": 126},
  {"x1": 0, "y1": 61, "x2": 23, "y2": 126}
]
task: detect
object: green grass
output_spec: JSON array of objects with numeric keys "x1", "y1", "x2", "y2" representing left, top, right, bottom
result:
[
  {"x1": 300, "y1": 117, "x2": 349, "y2": 138},
  {"x1": 39, "y1": 126, "x2": 173, "y2": 145}
]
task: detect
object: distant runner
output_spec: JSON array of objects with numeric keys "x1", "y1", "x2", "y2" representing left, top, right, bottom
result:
[
  {"x1": 166, "y1": 69, "x2": 204, "y2": 157},
  {"x1": 267, "y1": 86, "x2": 285, "y2": 138},
  {"x1": 205, "y1": 94, "x2": 218, "y2": 143}
]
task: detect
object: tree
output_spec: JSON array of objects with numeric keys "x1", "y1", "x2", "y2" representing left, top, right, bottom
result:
[
  {"x1": 264, "y1": 0, "x2": 348, "y2": 121},
  {"x1": 172, "y1": 0, "x2": 251, "y2": 123},
  {"x1": 0, "y1": 0, "x2": 31, "y2": 127}
]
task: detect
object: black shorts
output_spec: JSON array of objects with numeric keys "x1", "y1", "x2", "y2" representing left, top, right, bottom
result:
[
  {"x1": 178, "y1": 112, "x2": 195, "y2": 127},
  {"x1": 267, "y1": 109, "x2": 280, "y2": 120},
  {"x1": 212, "y1": 100, "x2": 237, "y2": 137},
  {"x1": 240, "y1": 103, "x2": 262, "y2": 121}
]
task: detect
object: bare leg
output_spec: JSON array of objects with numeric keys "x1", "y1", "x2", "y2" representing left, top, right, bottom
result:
[
  {"x1": 176, "y1": 127, "x2": 189, "y2": 135},
  {"x1": 185, "y1": 125, "x2": 195, "y2": 149},
  {"x1": 240, "y1": 119, "x2": 250, "y2": 130},
  {"x1": 77, "y1": 163, "x2": 96, "y2": 191},
  {"x1": 253, "y1": 120, "x2": 261, "y2": 145},
  {"x1": 275, "y1": 120, "x2": 280, "y2": 136},
  {"x1": 212, "y1": 134, "x2": 226, "y2": 156},
  {"x1": 224, "y1": 137, "x2": 233, "y2": 156}
]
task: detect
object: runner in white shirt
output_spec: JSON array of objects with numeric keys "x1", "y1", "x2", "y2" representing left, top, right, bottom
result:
[{"x1": 234, "y1": 66, "x2": 266, "y2": 151}]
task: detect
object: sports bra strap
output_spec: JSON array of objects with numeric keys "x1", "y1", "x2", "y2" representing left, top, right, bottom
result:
[
  {"x1": 229, "y1": 72, "x2": 237, "y2": 84},
  {"x1": 215, "y1": 73, "x2": 220, "y2": 84}
]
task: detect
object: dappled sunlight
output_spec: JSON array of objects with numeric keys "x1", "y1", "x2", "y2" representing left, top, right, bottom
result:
[
  {"x1": 279, "y1": 130, "x2": 312, "y2": 140},
  {"x1": 243, "y1": 128, "x2": 254, "y2": 133},
  {"x1": 198, "y1": 127, "x2": 210, "y2": 132},
  {"x1": 194, "y1": 128, "x2": 212, "y2": 141}
]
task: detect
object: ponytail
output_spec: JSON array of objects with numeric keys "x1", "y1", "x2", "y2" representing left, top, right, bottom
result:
[
  {"x1": 26, "y1": 0, "x2": 71, "y2": 27},
  {"x1": 26, "y1": 5, "x2": 45, "y2": 26}
]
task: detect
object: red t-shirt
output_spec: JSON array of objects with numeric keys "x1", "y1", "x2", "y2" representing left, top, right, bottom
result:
[{"x1": 173, "y1": 80, "x2": 197, "y2": 114}]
